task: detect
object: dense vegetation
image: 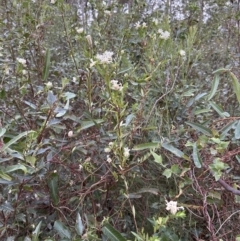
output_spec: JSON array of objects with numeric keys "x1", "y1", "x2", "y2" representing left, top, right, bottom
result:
[{"x1": 1, "y1": 0, "x2": 240, "y2": 240}]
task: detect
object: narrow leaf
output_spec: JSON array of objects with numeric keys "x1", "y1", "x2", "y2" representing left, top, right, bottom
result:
[
  {"x1": 132, "y1": 142, "x2": 159, "y2": 151},
  {"x1": 79, "y1": 119, "x2": 104, "y2": 131},
  {"x1": 102, "y1": 223, "x2": 126, "y2": 241},
  {"x1": 185, "y1": 121, "x2": 212, "y2": 136},
  {"x1": 208, "y1": 75, "x2": 220, "y2": 100},
  {"x1": 53, "y1": 220, "x2": 71, "y2": 239},
  {"x1": 1, "y1": 130, "x2": 35, "y2": 152},
  {"x1": 234, "y1": 121, "x2": 240, "y2": 139},
  {"x1": 161, "y1": 142, "x2": 186, "y2": 159},
  {"x1": 42, "y1": 48, "x2": 51, "y2": 81},
  {"x1": 32, "y1": 221, "x2": 42, "y2": 241},
  {"x1": 220, "y1": 121, "x2": 237, "y2": 139},
  {"x1": 209, "y1": 101, "x2": 230, "y2": 118},
  {"x1": 212, "y1": 68, "x2": 229, "y2": 75},
  {"x1": 75, "y1": 212, "x2": 84, "y2": 236},
  {"x1": 0, "y1": 169, "x2": 12, "y2": 181},
  {"x1": 5, "y1": 164, "x2": 27, "y2": 174},
  {"x1": 192, "y1": 142, "x2": 202, "y2": 168},
  {"x1": 48, "y1": 173, "x2": 59, "y2": 206},
  {"x1": 229, "y1": 72, "x2": 240, "y2": 104}
]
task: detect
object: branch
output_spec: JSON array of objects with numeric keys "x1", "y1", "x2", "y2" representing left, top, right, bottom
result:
[{"x1": 218, "y1": 178, "x2": 240, "y2": 196}]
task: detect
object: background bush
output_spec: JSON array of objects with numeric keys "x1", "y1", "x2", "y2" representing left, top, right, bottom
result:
[{"x1": 1, "y1": 0, "x2": 240, "y2": 240}]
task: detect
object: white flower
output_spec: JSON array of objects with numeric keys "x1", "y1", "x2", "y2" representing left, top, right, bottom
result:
[
  {"x1": 16, "y1": 57, "x2": 27, "y2": 66},
  {"x1": 135, "y1": 21, "x2": 141, "y2": 29},
  {"x1": 110, "y1": 80, "x2": 123, "y2": 91},
  {"x1": 76, "y1": 27, "x2": 84, "y2": 34},
  {"x1": 104, "y1": 147, "x2": 111, "y2": 153},
  {"x1": 166, "y1": 200, "x2": 184, "y2": 214},
  {"x1": 123, "y1": 147, "x2": 130, "y2": 158},
  {"x1": 142, "y1": 22, "x2": 147, "y2": 28},
  {"x1": 108, "y1": 142, "x2": 114, "y2": 148},
  {"x1": 158, "y1": 29, "x2": 170, "y2": 40},
  {"x1": 96, "y1": 51, "x2": 114, "y2": 64},
  {"x1": 179, "y1": 50, "x2": 186, "y2": 56},
  {"x1": 72, "y1": 77, "x2": 77, "y2": 82},
  {"x1": 106, "y1": 155, "x2": 112, "y2": 163},
  {"x1": 22, "y1": 70, "x2": 27, "y2": 75},
  {"x1": 104, "y1": 10, "x2": 111, "y2": 16},
  {"x1": 68, "y1": 130, "x2": 73, "y2": 137},
  {"x1": 45, "y1": 81, "x2": 53, "y2": 88},
  {"x1": 90, "y1": 59, "x2": 97, "y2": 68},
  {"x1": 50, "y1": 0, "x2": 56, "y2": 3}
]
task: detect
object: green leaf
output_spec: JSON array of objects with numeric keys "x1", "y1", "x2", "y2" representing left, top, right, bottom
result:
[
  {"x1": 192, "y1": 142, "x2": 202, "y2": 168},
  {"x1": 53, "y1": 220, "x2": 71, "y2": 239},
  {"x1": 131, "y1": 232, "x2": 144, "y2": 241},
  {"x1": 26, "y1": 156, "x2": 36, "y2": 167},
  {"x1": 62, "y1": 77, "x2": 69, "y2": 88},
  {"x1": 161, "y1": 142, "x2": 189, "y2": 161},
  {"x1": 0, "y1": 128, "x2": 6, "y2": 137},
  {"x1": 63, "y1": 92, "x2": 76, "y2": 100},
  {"x1": 32, "y1": 221, "x2": 42, "y2": 241},
  {"x1": 234, "y1": 121, "x2": 240, "y2": 139},
  {"x1": 209, "y1": 101, "x2": 230, "y2": 118},
  {"x1": 186, "y1": 92, "x2": 207, "y2": 107},
  {"x1": 47, "y1": 91, "x2": 57, "y2": 105},
  {"x1": 1, "y1": 130, "x2": 35, "y2": 152},
  {"x1": 220, "y1": 121, "x2": 237, "y2": 139},
  {"x1": 182, "y1": 89, "x2": 195, "y2": 97},
  {"x1": 48, "y1": 173, "x2": 59, "y2": 206},
  {"x1": 0, "y1": 169, "x2": 12, "y2": 181},
  {"x1": 102, "y1": 223, "x2": 126, "y2": 241},
  {"x1": 42, "y1": 48, "x2": 51, "y2": 81},
  {"x1": 208, "y1": 75, "x2": 220, "y2": 100},
  {"x1": 185, "y1": 121, "x2": 212, "y2": 136},
  {"x1": 171, "y1": 164, "x2": 180, "y2": 174},
  {"x1": 5, "y1": 164, "x2": 27, "y2": 174},
  {"x1": 163, "y1": 168, "x2": 172, "y2": 178},
  {"x1": 212, "y1": 68, "x2": 229, "y2": 74},
  {"x1": 151, "y1": 150, "x2": 164, "y2": 166},
  {"x1": 229, "y1": 72, "x2": 240, "y2": 104},
  {"x1": 75, "y1": 212, "x2": 84, "y2": 236},
  {"x1": 78, "y1": 119, "x2": 104, "y2": 131},
  {"x1": 194, "y1": 108, "x2": 212, "y2": 115},
  {"x1": 132, "y1": 142, "x2": 159, "y2": 151}
]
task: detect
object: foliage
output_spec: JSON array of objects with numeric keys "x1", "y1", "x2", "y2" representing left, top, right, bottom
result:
[{"x1": 1, "y1": 0, "x2": 240, "y2": 240}]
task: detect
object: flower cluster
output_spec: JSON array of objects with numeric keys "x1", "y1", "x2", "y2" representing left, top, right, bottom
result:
[
  {"x1": 135, "y1": 21, "x2": 147, "y2": 29},
  {"x1": 96, "y1": 50, "x2": 114, "y2": 64},
  {"x1": 158, "y1": 29, "x2": 170, "y2": 40},
  {"x1": 110, "y1": 80, "x2": 123, "y2": 91},
  {"x1": 104, "y1": 142, "x2": 113, "y2": 153},
  {"x1": 104, "y1": 143, "x2": 130, "y2": 161},
  {"x1": 166, "y1": 200, "x2": 184, "y2": 214}
]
